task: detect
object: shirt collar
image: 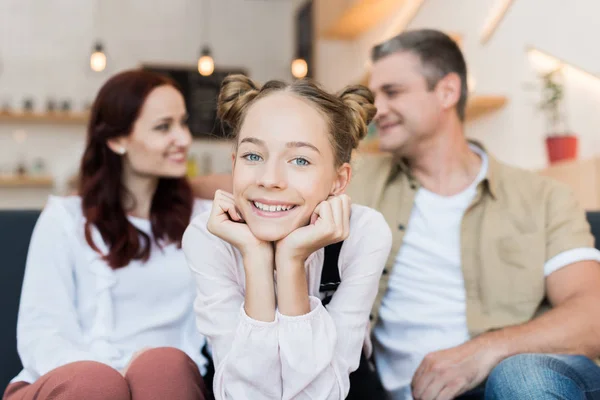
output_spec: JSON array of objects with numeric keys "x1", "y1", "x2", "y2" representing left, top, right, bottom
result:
[
  {"x1": 469, "y1": 140, "x2": 499, "y2": 200},
  {"x1": 389, "y1": 139, "x2": 499, "y2": 199}
]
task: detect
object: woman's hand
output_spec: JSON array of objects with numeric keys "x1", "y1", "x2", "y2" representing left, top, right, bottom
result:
[
  {"x1": 275, "y1": 194, "x2": 351, "y2": 267},
  {"x1": 207, "y1": 190, "x2": 272, "y2": 259}
]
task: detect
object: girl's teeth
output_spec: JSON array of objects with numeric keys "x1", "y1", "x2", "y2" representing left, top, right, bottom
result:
[{"x1": 254, "y1": 202, "x2": 294, "y2": 212}]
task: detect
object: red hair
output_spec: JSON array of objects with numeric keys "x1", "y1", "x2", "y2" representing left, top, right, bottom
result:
[{"x1": 79, "y1": 69, "x2": 193, "y2": 269}]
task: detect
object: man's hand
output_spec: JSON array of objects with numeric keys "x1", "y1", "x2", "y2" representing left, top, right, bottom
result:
[{"x1": 411, "y1": 339, "x2": 504, "y2": 400}]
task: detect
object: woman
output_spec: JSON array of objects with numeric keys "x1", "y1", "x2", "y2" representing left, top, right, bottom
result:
[
  {"x1": 4, "y1": 70, "x2": 210, "y2": 400},
  {"x1": 182, "y1": 75, "x2": 393, "y2": 399}
]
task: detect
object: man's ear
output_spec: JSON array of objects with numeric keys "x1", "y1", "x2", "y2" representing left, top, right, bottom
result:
[
  {"x1": 330, "y1": 163, "x2": 352, "y2": 195},
  {"x1": 435, "y1": 72, "x2": 461, "y2": 113}
]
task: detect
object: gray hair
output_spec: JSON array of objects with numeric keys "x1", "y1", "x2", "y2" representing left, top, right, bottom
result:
[{"x1": 371, "y1": 29, "x2": 468, "y2": 121}]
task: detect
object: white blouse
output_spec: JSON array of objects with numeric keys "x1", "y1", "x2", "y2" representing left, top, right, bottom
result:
[
  {"x1": 183, "y1": 204, "x2": 392, "y2": 399},
  {"x1": 12, "y1": 195, "x2": 211, "y2": 384}
]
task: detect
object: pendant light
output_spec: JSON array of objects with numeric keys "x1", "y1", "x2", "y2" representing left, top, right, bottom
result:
[
  {"x1": 291, "y1": 58, "x2": 308, "y2": 79},
  {"x1": 198, "y1": 46, "x2": 214, "y2": 76},
  {"x1": 197, "y1": 0, "x2": 214, "y2": 76},
  {"x1": 90, "y1": 0, "x2": 107, "y2": 73},
  {"x1": 90, "y1": 41, "x2": 107, "y2": 72}
]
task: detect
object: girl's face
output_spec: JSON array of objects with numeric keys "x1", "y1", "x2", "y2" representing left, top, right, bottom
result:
[{"x1": 232, "y1": 92, "x2": 350, "y2": 242}]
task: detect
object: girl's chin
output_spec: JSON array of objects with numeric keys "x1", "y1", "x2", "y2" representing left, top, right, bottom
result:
[
  {"x1": 249, "y1": 226, "x2": 293, "y2": 243},
  {"x1": 247, "y1": 219, "x2": 309, "y2": 243},
  {"x1": 243, "y1": 209, "x2": 313, "y2": 242}
]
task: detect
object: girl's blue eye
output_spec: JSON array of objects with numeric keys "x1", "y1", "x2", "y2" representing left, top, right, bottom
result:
[
  {"x1": 243, "y1": 153, "x2": 262, "y2": 162},
  {"x1": 292, "y1": 158, "x2": 310, "y2": 166}
]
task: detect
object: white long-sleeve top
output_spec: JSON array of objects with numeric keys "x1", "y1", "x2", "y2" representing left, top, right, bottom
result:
[
  {"x1": 182, "y1": 204, "x2": 392, "y2": 399},
  {"x1": 12, "y1": 195, "x2": 211, "y2": 384}
]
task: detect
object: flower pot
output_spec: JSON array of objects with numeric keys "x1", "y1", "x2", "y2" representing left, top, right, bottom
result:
[{"x1": 546, "y1": 135, "x2": 578, "y2": 164}]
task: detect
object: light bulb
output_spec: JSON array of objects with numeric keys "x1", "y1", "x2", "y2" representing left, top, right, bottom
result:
[
  {"x1": 198, "y1": 55, "x2": 214, "y2": 76},
  {"x1": 291, "y1": 58, "x2": 308, "y2": 79},
  {"x1": 90, "y1": 42, "x2": 106, "y2": 72},
  {"x1": 90, "y1": 52, "x2": 106, "y2": 72}
]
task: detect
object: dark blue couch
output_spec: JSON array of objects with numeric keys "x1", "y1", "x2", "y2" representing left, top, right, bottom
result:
[
  {"x1": 0, "y1": 210, "x2": 41, "y2": 391},
  {"x1": 2, "y1": 210, "x2": 600, "y2": 392}
]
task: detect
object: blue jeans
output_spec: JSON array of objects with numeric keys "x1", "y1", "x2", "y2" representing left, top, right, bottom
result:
[{"x1": 458, "y1": 354, "x2": 600, "y2": 400}]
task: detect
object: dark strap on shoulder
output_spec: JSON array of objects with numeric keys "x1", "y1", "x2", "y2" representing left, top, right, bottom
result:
[
  {"x1": 318, "y1": 240, "x2": 385, "y2": 396},
  {"x1": 319, "y1": 241, "x2": 343, "y2": 306}
]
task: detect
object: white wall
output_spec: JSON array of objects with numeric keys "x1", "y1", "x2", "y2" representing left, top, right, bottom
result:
[
  {"x1": 0, "y1": 0, "x2": 302, "y2": 208},
  {"x1": 316, "y1": 0, "x2": 600, "y2": 170}
]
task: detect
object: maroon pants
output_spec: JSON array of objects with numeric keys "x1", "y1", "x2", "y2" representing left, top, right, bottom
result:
[{"x1": 3, "y1": 347, "x2": 208, "y2": 400}]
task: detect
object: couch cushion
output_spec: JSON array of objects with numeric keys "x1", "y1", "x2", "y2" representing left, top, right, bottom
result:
[
  {"x1": 586, "y1": 211, "x2": 600, "y2": 251},
  {"x1": 0, "y1": 210, "x2": 40, "y2": 391}
]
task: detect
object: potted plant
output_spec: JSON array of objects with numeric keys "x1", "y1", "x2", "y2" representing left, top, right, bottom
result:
[{"x1": 538, "y1": 68, "x2": 578, "y2": 164}]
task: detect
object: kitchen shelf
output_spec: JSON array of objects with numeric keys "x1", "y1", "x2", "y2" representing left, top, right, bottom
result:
[
  {"x1": 465, "y1": 95, "x2": 508, "y2": 120},
  {"x1": 0, "y1": 111, "x2": 89, "y2": 125},
  {"x1": 0, "y1": 175, "x2": 55, "y2": 188}
]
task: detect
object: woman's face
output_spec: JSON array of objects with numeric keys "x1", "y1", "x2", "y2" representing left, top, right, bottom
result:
[
  {"x1": 232, "y1": 92, "x2": 350, "y2": 242},
  {"x1": 109, "y1": 85, "x2": 192, "y2": 178}
]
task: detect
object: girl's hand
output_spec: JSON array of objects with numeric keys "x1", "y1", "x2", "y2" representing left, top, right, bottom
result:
[
  {"x1": 275, "y1": 194, "x2": 351, "y2": 267},
  {"x1": 207, "y1": 190, "x2": 272, "y2": 259}
]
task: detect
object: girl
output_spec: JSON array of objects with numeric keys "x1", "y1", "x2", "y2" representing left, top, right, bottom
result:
[
  {"x1": 183, "y1": 75, "x2": 392, "y2": 399},
  {"x1": 4, "y1": 70, "x2": 210, "y2": 400}
]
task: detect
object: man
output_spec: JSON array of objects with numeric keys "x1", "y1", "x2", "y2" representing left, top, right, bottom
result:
[{"x1": 191, "y1": 29, "x2": 600, "y2": 399}]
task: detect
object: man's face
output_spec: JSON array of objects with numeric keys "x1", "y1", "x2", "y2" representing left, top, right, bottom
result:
[{"x1": 369, "y1": 51, "x2": 444, "y2": 157}]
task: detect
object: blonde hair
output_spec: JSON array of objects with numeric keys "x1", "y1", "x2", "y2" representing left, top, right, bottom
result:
[{"x1": 217, "y1": 74, "x2": 376, "y2": 166}]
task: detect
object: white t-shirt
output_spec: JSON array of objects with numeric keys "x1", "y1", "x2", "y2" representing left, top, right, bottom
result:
[
  {"x1": 372, "y1": 146, "x2": 600, "y2": 399},
  {"x1": 13, "y1": 196, "x2": 212, "y2": 384}
]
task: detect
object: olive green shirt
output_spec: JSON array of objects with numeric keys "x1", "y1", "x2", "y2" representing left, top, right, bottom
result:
[{"x1": 347, "y1": 143, "x2": 594, "y2": 337}]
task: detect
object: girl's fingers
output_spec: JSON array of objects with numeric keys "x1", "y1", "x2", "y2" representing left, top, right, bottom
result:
[
  {"x1": 214, "y1": 191, "x2": 242, "y2": 221},
  {"x1": 340, "y1": 195, "x2": 351, "y2": 238},
  {"x1": 329, "y1": 196, "x2": 344, "y2": 234}
]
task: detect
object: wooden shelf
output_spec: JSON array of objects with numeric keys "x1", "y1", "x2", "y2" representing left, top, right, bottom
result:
[
  {"x1": 465, "y1": 95, "x2": 507, "y2": 120},
  {"x1": 316, "y1": 0, "x2": 408, "y2": 40},
  {"x1": 357, "y1": 138, "x2": 382, "y2": 153},
  {"x1": 0, "y1": 175, "x2": 55, "y2": 188},
  {"x1": 0, "y1": 111, "x2": 89, "y2": 125}
]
